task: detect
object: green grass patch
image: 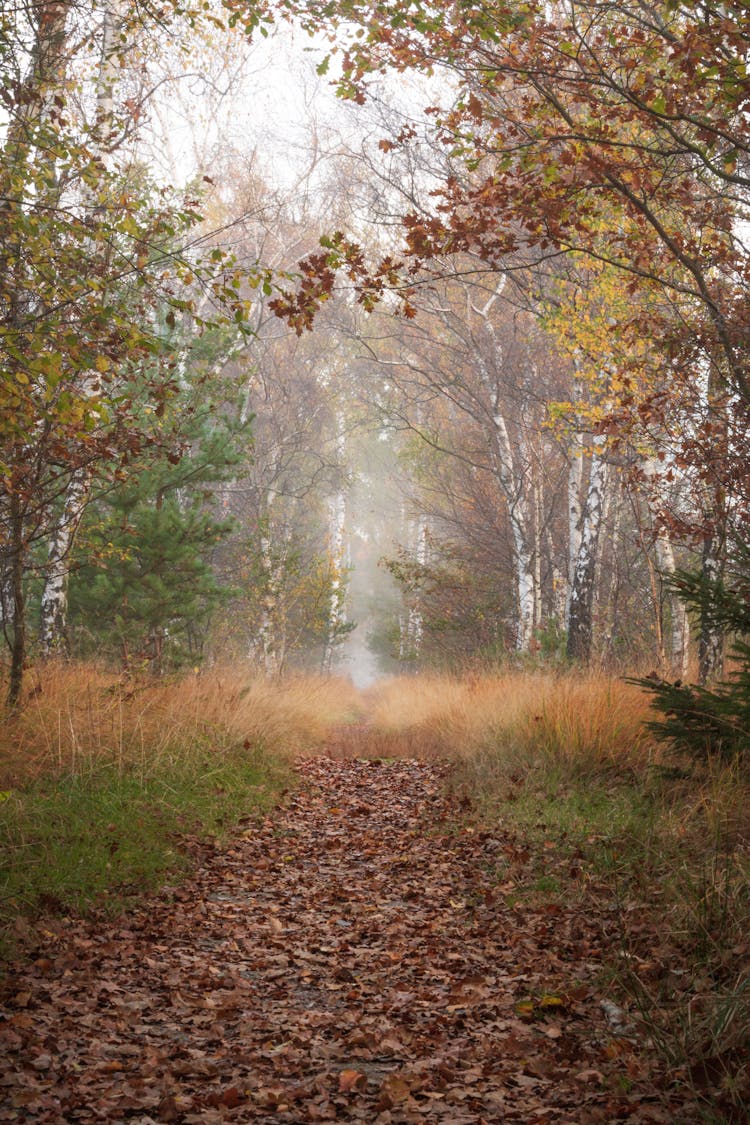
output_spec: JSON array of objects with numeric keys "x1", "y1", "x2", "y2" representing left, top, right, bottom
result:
[
  {"x1": 0, "y1": 746, "x2": 289, "y2": 958},
  {"x1": 465, "y1": 751, "x2": 663, "y2": 877}
]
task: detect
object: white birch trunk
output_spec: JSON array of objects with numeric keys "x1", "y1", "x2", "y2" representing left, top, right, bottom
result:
[
  {"x1": 398, "y1": 612, "x2": 410, "y2": 662},
  {"x1": 566, "y1": 439, "x2": 608, "y2": 663},
  {"x1": 533, "y1": 469, "x2": 542, "y2": 631},
  {"x1": 322, "y1": 489, "x2": 348, "y2": 673},
  {"x1": 472, "y1": 291, "x2": 537, "y2": 652},
  {"x1": 406, "y1": 513, "x2": 429, "y2": 657},
  {"x1": 509, "y1": 499, "x2": 536, "y2": 651},
  {"x1": 699, "y1": 533, "x2": 724, "y2": 682},
  {"x1": 39, "y1": 468, "x2": 91, "y2": 656},
  {"x1": 641, "y1": 456, "x2": 691, "y2": 678},
  {"x1": 257, "y1": 547, "x2": 282, "y2": 676},
  {"x1": 566, "y1": 435, "x2": 584, "y2": 621},
  {"x1": 38, "y1": 0, "x2": 126, "y2": 655},
  {"x1": 654, "y1": 532, "x2": 690, "y2": 678},
  {"x1": 492, "y1": 415, "x2": 535, "y2": 651},
  {"x1": 94, "y1": 0, "x2": 125, "y2": 145},
  {"x1": 256, "y1": 503, "x2": 284, "y2": 676}
]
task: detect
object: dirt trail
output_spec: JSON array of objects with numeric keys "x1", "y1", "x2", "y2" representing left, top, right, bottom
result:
[{"x1": 1, "y1": 758, "x2": 694, "y2": 1123}]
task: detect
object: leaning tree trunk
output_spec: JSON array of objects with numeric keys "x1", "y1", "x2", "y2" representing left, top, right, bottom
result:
[
  {"x1": 566, "y1": 440, "x2": 608, "y2": 663},
  {"x1": 473, "y1": 289, "x2": 538, "y2": 653}
]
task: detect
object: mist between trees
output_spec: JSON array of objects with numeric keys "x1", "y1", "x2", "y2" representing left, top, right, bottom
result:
[{"x1": 1, "y1": 0, "x2": 749, "y2": 705}]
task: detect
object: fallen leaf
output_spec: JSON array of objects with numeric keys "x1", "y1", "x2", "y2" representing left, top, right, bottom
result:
[
  {"x1": 378, "y1": 1073, "x2": 412, "y2": 1108},
  {"x1": 338, "y1": 1068, "x2": 366, "y2": 1092}
]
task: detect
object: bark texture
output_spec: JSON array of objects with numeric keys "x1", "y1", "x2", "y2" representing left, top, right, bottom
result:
[{"x1": 566, "y1": 442, "x2": 608, "y2": 663}]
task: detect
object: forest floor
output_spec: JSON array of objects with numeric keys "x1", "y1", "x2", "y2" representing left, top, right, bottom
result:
[{"x1": 0, "y1": 754, "x2": 704, "y2": 1124}]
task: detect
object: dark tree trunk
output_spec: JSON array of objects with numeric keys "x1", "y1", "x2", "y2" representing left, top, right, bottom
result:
[{"x1": 7, "y1": 493, "x2": 26, "y2": 708}]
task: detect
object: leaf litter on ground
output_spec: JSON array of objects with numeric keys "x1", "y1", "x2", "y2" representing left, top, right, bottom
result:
[{"x1": 0, "y1": 757, "x2": 702, "y2": 1122}]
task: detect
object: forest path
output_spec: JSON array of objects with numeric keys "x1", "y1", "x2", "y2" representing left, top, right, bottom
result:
[{"x1": 1, "y1": 757, "x2": 689, "y2": 1123}]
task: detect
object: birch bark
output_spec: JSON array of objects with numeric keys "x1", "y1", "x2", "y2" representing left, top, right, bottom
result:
[
  {"x1": 472, "y1": 288, "x2": 538, "y2": 651},
  {"x1": 38, "y1": 0, "x2": 126, "y2": 656},
  {"x1": 256, "y1": 496, "x2": 285, "y2": 676},
  {"x1": 699, "y1": 530, "x2": 725, "y2": 682},
  {"x1": 566, "y1": 434, "x2": 584, "y2": 621},
  {"x1": 406, "y1": 513, "x2": 429, "y2": 657},
  {"x1": 641, "y1": 458, "x2": 691, "y2": 678},
  {"x1": 322, "y1": 414, "x2": 348, "y2": 673},
  {"x1": 39, "y1": 470, "x2": 91, "y2": 656},
  {"x1": 566, "y1": 438, "x2": 608, "y2": 663},
  {"x1": 654, "y1": 532, "x2": 690, "y2": 678}
]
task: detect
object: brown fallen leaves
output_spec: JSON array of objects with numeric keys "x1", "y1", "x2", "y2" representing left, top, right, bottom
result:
[{"x1": 0, "y1": 758, "x2": 701, "y2": 1122}]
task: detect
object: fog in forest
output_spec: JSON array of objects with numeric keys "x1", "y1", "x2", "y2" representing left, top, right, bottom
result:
[
  {"x1": 3, "y1": 7, "x2": 749, "y2": 1116},
  {"x1": 2, "y1": 0, "x2": 747, "y2": 695}
]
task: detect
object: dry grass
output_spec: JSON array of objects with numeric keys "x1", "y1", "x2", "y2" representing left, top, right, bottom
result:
[
  {"x1": 362, "y1": 670, "x2": 658, "y2": 774},
  {"x1": 0, "y1": 662, "x2": 363, "y2": 785}
]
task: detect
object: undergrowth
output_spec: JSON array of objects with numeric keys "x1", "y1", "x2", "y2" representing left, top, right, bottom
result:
[
  {"x1": 0, "y1": 752, "x2": 281, "y2": 949},
  {"x1": 0, "y1": 662, "x2": 360, "y2": 956}
]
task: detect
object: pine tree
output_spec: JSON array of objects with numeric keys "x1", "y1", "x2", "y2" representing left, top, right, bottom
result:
[
  {"x1": 68, "y1": 363, "x2": 248, "y2": 671},
  {"x1": 633, "y1": 562, "x2": 750, "y2": 763}
]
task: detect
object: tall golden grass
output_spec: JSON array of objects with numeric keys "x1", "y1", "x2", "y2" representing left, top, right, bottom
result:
[
  {"x1": 362, "y1": 670, "x2": 659, "y2": 773},
  {"x1": 0, "y1": 662, "x2": 363, "y2": 785}
]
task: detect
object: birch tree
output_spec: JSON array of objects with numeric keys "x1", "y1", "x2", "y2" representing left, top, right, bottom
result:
[
  {"x1": 566, "y1": 436, "x2": 609, "y2": 663},
  {"x1": 38, "y1": 0, "x2": 126, "y2": 657},
  {"x1": 0, "y1": 1, "x2": 270, "y2": 701},
  {"x1": 321, "y1": 408, "x2": 350, "y2": 673},
  {"x1": 358, "y1": 272, "x2": 571, "y2": 652}
]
